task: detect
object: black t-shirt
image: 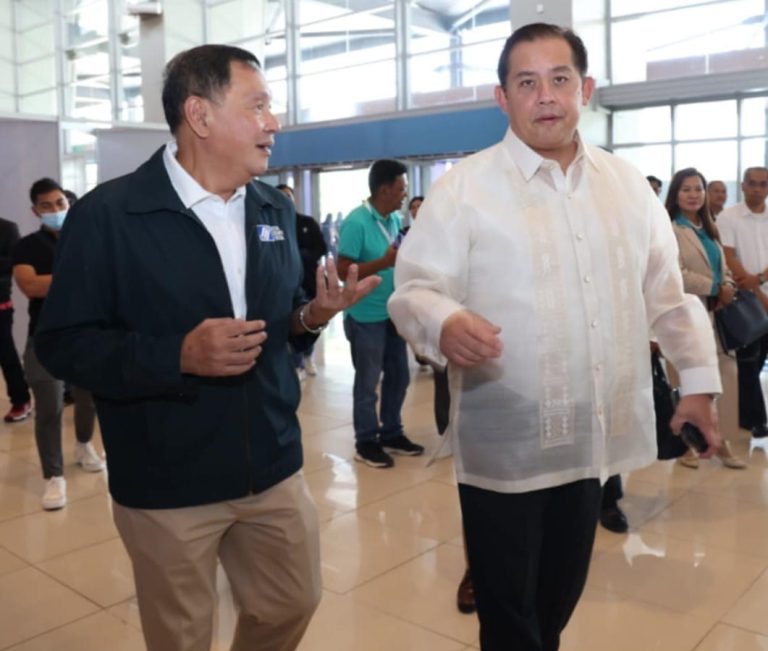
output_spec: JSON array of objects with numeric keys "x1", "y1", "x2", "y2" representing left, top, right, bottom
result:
[{"x1": 12, "y1": 228, "x2": 57, "y2": 337}]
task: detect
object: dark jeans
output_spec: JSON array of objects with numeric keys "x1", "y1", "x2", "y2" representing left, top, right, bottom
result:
[
  {"x1": 0, "y1": 308, "x2": 29, "y2": 406},
  {"x1": 459, "y1": 479, "x2": 602, "y2": 651},
  {"x1": 24, "y1": 344, "x2": 96, "y2": 478},
  {"x1": 291, "y1": 342, "x2": 315, "y2": 370},
  {"x1": 343, "y1": 316, "x2": 410, "y2": 445},
  {"x1": 601, "y1": 474, "x2": 623, "y2": 510},
  {"x1": 736, "y1": 333, "x2": 768, "y2": 430}
]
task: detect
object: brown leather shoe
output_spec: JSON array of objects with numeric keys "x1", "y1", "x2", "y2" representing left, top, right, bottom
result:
[{"x1": 457, "y1": 569, "x2": 476, "y2": 614}]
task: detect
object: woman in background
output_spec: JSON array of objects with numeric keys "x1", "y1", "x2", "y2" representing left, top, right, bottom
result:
[{"x1": 666, "y1": 168, "x2": 745, "y2": 469}]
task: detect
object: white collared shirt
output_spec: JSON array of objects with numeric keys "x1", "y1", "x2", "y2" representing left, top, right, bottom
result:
[
  {"x1": 388, "y1": 128, "x2": 720, "y2": 494},
  {"x1": 163, "y1": 142, "x2": 247, "y2": 318},
  {"x1": 717, "y1": 201, "x2": 768, "y2": 290}
]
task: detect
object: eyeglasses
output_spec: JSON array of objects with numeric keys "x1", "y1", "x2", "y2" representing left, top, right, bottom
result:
[{"x1": 745, "y1": 180, "x2": 768, "y2": 188}]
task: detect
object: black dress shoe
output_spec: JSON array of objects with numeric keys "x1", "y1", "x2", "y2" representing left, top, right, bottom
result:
[
  {"x1": 456, "y1": 569, "x2": 476, "y2": 614},
  {"x1": 599, "y1": 506, "x2": 629, "y2": 534},
  {"x1": 752, "y1": 425, "x2": 768, "y2": 439}
]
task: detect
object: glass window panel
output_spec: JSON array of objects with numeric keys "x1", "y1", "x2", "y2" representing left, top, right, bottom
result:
[
  {"x1": 409, "y1": 30, "x2": 451, "y2": 56},
  {"x1": 409, "y1": 39, "x2": 500, "y2": 109},
  {"x1": 613, "y1": 107, "x2": 671, "y2": 144},
  {"x1": 65, "y1": 49, "x2": 111, "y2": 86},
  {"x1": 17, "y1": 22, "x2": 56, "y2": 60},
  {"x1": 299, "y1": 0, "x2": 392, "y2": 25},
  {"x1": 0, "y1": 1, "x2": 11, "y2": 27},
  {"x1": 208, "y1": 0, "x2": 267, "y2": 44},
  {"x1": 19, "y1": 88, "x2": 57, "y2": 114},
  {"x1": 119, "y1": 90, "x2": 143, "y2": 122},
  {"x1": 268, "y1": 77, "x2": 287, "y2": 126},
  {"x1": 18, "y1": 57, "x2": 56, "y2": 95},
  {"x1": 614, "y1": 144, "x2": 672, "y2": 183},
  {"x1": 300, "y1": 6, "x2": 395, "y2": 75},
  {"x1": 264, "y1": 31, "x2": 287, "y2": 79},
  {"x1": 741, "y1": 138, "x2": 768, "y2": 169},
  {"x1": 0, "y1": 92, "x2": 13, "y2": 113},
  {"x1": 64, "y1": 79, "x2": 112, "y2": 120},
  {"x1": 0, "y1": 26, "x2": 12, "y2": 60},
  {"x1": 299, "y1": 59, "x2": 395, "y2": 123},
  {"x1": 63, "y1": 0, "x2": 108, "y2": 56},
  {"x1": 611, "y1": 0, "x2": 712, "y2": 17},
  {"x1": 15, "y1": 0, "x2": 52, "y2": 31},
  {"x1": 461, "y1": 38, "x2": 506, "y2": 86},
  {"x1": 164, "y1": 0, "x2": 205, "y2": 58},
  {"x1": 674, "y1": 140, "x2": 738, "y2": 180},
  {"x1": 611, "y1": 0, "x2": 765, "y2": 84},
  {"x1": 742, "y1": 97, "x2": 768, "y2": 137},
  {"x1": 318, "y1": 167, "x2": 369, "y2": 225},
  {"x1": 675, "y1": 100, "x2": 736, "y2": 141},
  {"x1": 0, "y1": 58, "x2": 13, "y2": 94}
]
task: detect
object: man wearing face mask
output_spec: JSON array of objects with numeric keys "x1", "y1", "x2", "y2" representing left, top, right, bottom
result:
[{"x1": 12, "y1": 178, "x2": 103, "y2": 511}]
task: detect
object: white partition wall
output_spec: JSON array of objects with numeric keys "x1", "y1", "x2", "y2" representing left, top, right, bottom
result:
[
  {"x1": 95, "y1": 126, "x2": 170, "y2": 183},
  {"x1": 0, "y1": 117, "x2": 61, "y2": 350}
]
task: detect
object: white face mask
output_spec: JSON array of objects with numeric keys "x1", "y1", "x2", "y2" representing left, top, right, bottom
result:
[{"x1": 40, "y1": 210, "x2": 67, "y2": 231}]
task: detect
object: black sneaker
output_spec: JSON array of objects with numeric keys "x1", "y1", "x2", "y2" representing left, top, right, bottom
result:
[
  {"x1": 355, "y1": 441, "x2": 394, "y2": 468},
  {"x1": 381, "y1": 434, "x2": 425, "y2": 456},
  {"x1": 752, "y1": 425, "x2": 768, "y2": 439}
]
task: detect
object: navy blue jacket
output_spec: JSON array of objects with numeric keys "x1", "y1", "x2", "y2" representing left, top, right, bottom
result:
[{"x1": 35, "y1": 148, "x2": 315, "y2": 509}]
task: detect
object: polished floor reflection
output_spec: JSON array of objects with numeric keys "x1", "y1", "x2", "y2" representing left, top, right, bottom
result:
[{"x1": 1, "y1": 318, "x2": 768, "y2": 650}]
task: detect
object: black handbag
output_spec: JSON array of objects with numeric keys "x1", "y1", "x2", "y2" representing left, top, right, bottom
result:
[
  {"x1": 714, "y1": 290, "x2": 768, "y2": 351},
  {"x1": 652, "y1": 353, "x2": 688, "y2": 460}
]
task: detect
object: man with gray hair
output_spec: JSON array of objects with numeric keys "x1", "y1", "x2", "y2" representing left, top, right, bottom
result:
[{"x1": 34, "y1": 44, "x2": 379, "y2": 651}]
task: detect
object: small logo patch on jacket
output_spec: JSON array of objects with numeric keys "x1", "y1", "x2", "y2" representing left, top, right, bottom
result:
[{"x1": 257, "y1": 225, "x2": 285, "y2": 242}]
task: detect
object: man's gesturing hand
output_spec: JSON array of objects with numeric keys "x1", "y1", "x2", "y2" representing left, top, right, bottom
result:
[
  {"x1": 180, "y1": 318, "x2": 267, "y2": 377},
  {"x1": 439, "y1": 310, "x2": 503, "y2": 367},
  {"x1": 305, "y1": 257, "x2": 382, "y2": 326}
]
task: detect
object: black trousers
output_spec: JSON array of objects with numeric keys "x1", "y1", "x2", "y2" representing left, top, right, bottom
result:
[
  {"x1": 601, "y1": 474, "x2": 623, "y2": 510},
  {"x1": 0, "y1": 308, "x2": 29, "y2": 407},
  {"x1": 459, "y1": 479, "x2": 602, "y2": 651},
  {"x1": 736, "y1": 333, "x2": 768, "y2": 430}
]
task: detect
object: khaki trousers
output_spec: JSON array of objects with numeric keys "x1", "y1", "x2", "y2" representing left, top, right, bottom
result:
[{"x1": 113, "y1": 472, "x2": 322, "y2": 651}]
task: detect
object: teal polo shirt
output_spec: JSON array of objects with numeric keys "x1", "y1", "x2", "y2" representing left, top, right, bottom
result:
[{"x1": 338, "y1": 201, "x2": 402, "y2": 323}]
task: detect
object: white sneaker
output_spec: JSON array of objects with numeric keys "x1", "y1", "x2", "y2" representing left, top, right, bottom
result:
[
  {"x1": 296, "y1": 368, "x2": 307, "y2": 382},
  {"x1": 75, "y1": 442, "x2": 106, "y2": 472},
  {"x1": 304, "y1": 358, "x2": 318, "y2": 376},
  {"x1": 42, "y1": 476, "x2": 67, "y2": 510}
]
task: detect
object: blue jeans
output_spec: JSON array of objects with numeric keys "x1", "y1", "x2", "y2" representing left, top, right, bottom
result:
[{"x1": 343, "y1": 316, "x2": 410, "y2": 445}]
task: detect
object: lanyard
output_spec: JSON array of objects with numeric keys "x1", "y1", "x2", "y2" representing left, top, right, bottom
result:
[{"x1": 365, "y1": 201, "x2": 395, "y2": 245}]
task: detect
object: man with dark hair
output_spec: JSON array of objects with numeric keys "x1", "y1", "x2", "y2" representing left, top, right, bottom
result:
[
  {"x1": 338, "y1": 159, "x2": 425, "y2": 468},
  {"x1": 719, "y1": 166, "x2": 768, "y2": 440},
  {"x1": 277, "y1": 183, "x2": 328, "y2": 378},
  {"x1": 13, "y1": 178, "x2": 101, "y2": 511},
  {"x1": 34, "y1": 45, "x2": 378, "y2": 651},
  {"x1": 390, "y1": 23, "x2": 720, "y2": 651},
  {"x1": 0, "y1": 212, "x2": 30, "y2": 423},
  {"x1": 647, "y1": 175, "x2": 663, "y2": 196}
]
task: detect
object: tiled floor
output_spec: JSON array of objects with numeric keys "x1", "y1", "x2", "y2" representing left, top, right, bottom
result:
[{"x1": 2, "y1": 318, "x2": 768, "y2": 650}]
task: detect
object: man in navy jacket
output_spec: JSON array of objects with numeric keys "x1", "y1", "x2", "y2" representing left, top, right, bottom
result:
[{"x1": 35, "y1": 44, "x2": 378, "y2": 651}]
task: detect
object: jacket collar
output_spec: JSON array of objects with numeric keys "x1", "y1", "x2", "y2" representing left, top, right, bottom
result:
[{"x1": 125, "y1": 146, "x2": 279, "y2": 216}]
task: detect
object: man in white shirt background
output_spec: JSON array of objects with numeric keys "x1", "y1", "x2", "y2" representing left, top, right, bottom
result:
[
  {"x1": 388, "y1": 23, "x2": 721, "y2": 651},
  {"x1": 718, "y1": 166, "x2": 768, "y2": 440}
]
